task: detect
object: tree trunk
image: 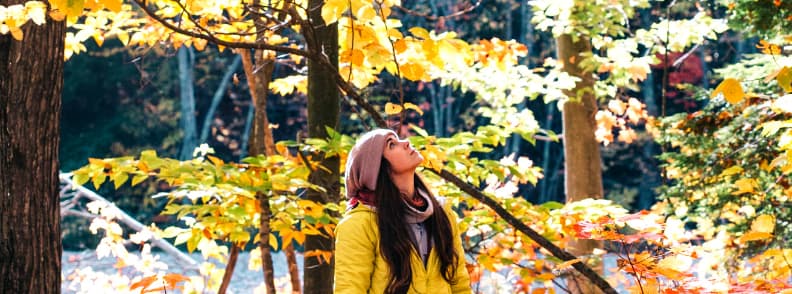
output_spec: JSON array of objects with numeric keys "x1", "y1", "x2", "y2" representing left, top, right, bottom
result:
[
  {"x1": 244, "y1": 49, "x2": 278, "y2": 293},
  {"x1": 0, "y1": 9, "x2": 65, "y2": 293},
  {"x1": 178, "y1": 46, "x2": 198, "y2": 160},
  {"x1": 556, "y1": 34, "x2": 605, "y2": 294},
  {"x1": 304, "y1": 1, "x2": 341, "y2": 292}
]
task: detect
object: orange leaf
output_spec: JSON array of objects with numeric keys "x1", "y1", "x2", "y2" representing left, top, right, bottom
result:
[
  {"x1": 130, "y1": 275, "x2": 158, "y2": 292},
  {"x1": 711, "y1": 78, "x2": 745, "y2": 104},
  {"x1": 751, "y1": 214, "x2": 775, "y2": 234},
  {"x1": 162, "y1": 273, "x2": 190, "y2": 288},
  {"x1": 738, "y1": 231, "x2": 772, "y2": 243}
]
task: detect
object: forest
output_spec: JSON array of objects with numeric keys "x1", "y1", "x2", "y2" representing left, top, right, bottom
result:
[{"x1": 1, "y1": 0, "x2": 792, "y2": 293}]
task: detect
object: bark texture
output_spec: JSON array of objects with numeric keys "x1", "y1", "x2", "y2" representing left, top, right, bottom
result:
[
  {"x1": 304, "y1": 0, "x2": 340, "y2": 291},
  {"x1": 0, "y1": 8, "x2": 65, "y2": 294},
  {"x1": 556, "y1": 34, "x2": 605, "y2": 294}
]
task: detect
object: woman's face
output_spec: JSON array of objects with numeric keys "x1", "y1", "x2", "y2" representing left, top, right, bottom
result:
[{"x1": 382, "y1": 134, "x2": 423, "y2": 174}]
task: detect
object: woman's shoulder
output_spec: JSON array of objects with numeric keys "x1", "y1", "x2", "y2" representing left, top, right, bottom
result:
[{"x1": 337, "y1": 204, "x2": 377, "y2": 228}]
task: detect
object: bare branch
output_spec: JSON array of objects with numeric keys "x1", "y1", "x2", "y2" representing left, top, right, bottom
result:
[
  {"x1": 130, "y1": 0, "x2": 310, "y2": 57},
  {"x1": 394, "y1": 0, "x2": 482, "y2": 22}
]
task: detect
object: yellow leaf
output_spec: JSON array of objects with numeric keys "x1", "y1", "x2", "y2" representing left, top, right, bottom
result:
[
  {"x1": 320, "y1": 0, "x2": 347, "y2": 25},
  {"x1": 193, "y1": 38, "x2": 208, "y2": 51},
  {"x1": 720, "y1": 166, "x2": 743, "y2": 177},
  {"x1": 399, "y1": 62, "x2": 427, "y2": 81},
  {"x1": 387, "y1": 28, "x2": 403, "y2": 39},
  {"x1": 299, "y1": 200, "x2": 324, "y2": 218},
  {"x1": 131, "y1": 174, "x2": 147, "y2": 186},
  {"x1": 409, "y1": 27, "x2": 430, "y2": 39},
  {"x1": 738, "y1": 231, "x2": 772, "y2": 243},
  {"x1": 271, "y1": 174, "x2": 289, "y2": 190},
  {"x1": 751, "y1": 214, "x2": 775, "y2": 234},
  {"x1": 732, "y1": 178, "x2": 757, "y2": 195},
  {"x1": 269, "y1": 233, "x2": 279, "y2": 250},
  {"x1": 777, "y1": 66, "x2": 792, "y2": 93},
  {"x1": 403, "y1": 102, "x2": 423, "y2": 115},
  {"x1": 384, "y1": 102, "x2": 403, "y2": 115},
  {"x1": 711, "y1": 78, "x2": 745, "y2": 104},
  {"x1": 116, "y1": 31, "x2": 129, "y2": 46}
]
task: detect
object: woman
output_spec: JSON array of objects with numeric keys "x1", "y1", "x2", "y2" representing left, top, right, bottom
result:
[{"x1": 334, "y1": 129, "x2": 471, "y2": 294}]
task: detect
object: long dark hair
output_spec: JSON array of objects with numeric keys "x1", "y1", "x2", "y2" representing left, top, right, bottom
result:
[{"x1": 375, "y1": 159, "x2": 459, "y2": 294}]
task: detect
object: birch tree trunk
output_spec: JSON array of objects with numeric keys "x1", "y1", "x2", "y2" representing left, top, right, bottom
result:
[{"x1": 0, "y1": 7, "x2": 65, "y2": 293}]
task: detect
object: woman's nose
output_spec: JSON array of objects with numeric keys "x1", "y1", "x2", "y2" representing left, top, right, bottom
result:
[{"x1": 400, "y1": 140, "x2": 410, "y2": 149}]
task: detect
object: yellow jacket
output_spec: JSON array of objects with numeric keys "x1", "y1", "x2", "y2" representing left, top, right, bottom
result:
[{"x1": 334, "y1": 202, "x2": 472, "y2": 294}]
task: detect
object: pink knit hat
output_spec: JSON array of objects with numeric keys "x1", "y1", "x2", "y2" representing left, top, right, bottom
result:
[{"x1": 345, "y1": 129, "x2": 398, "y2": 206}]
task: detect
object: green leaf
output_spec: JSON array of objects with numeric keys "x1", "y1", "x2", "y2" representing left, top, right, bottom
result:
[{"x1": 541, "y1": 201, "x2": 564, "y2": 210}]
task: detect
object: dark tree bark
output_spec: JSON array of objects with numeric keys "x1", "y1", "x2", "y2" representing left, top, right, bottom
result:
[
  {"x1": 0, "y1": 7, "x2": 65, "y2": 293},
  {"x1": 556, "y1": 34, "x2": 605, "y2": 294},
  {"x1": 304, "y1": 0, "x2": 340, "y2": 292}
]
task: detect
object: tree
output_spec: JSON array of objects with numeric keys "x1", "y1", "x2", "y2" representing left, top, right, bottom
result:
[
  {"x1": 556, "y1": 33, "x2": 605, "y2": 293},
  {"x1": 303, "y1": 0, "x2": 340, "y2": 291},
  {"x1": 0, "y1": 2, "x2": 65, "y2": 291}
]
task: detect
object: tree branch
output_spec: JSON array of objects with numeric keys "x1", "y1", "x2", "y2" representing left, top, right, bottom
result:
[
  {"x1": 429, "y1": 169, "x2": 618, "y2": 294},
  {"x1": 394, "y1": 0, "x2": 482, "y2": 22},
  {"x1": 130, "y1": 0, "x2": 310, "y2": 57}
]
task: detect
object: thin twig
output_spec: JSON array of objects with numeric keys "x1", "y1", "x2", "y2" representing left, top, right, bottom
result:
[{"x1": 393, "y1": 0, "x2": 482, "y2": 21}]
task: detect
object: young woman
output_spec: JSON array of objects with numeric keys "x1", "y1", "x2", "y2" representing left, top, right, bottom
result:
[{"x1": 334, "y1": 129, "x2": 471, "y2": 294}]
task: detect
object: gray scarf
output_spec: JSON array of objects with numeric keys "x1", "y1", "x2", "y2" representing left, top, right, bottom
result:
[{"x1": 404, "y1": 189, "x2": 434, "y2": 264}]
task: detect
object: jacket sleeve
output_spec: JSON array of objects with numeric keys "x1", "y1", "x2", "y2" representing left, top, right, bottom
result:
[
  {"x1": 334, "y1": 212, "x2": 376, "y2": 294},
  {"x1": 445, "y1": 204, "x2": 472, "y2": 293}
]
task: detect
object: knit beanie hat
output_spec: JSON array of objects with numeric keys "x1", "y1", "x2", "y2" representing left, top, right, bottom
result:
[{"x1": 345, "y1": 129, "x2": 398, "y2": 207}]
